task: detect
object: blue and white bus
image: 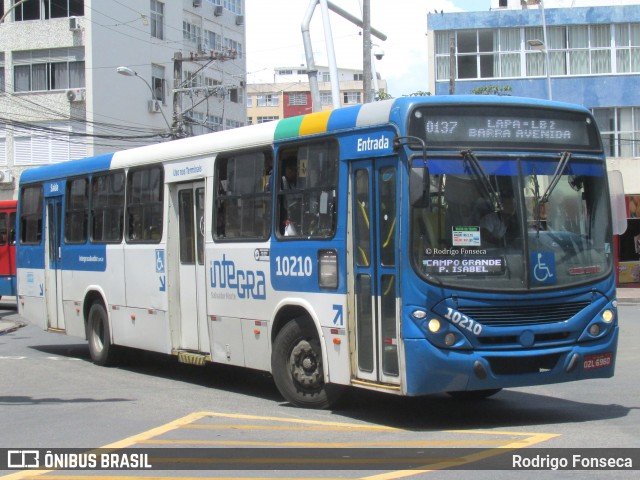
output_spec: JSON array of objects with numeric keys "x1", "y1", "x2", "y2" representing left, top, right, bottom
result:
[{"x1": 16, "y1": 96, "x2": 622, "y2": 408}]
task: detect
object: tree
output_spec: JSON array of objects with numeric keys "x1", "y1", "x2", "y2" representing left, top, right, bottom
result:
[
  {"x1": 375, "y1": 90, "x2": 394, "y2": 101},
  {"x1": 471, "y1": 85, "x2": 512, "y2": 96},
  {"x1": 404, "y1": 91, "x2": 432, "y2": 97}
]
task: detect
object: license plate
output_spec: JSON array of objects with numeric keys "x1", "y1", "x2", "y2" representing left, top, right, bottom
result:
[{"x1": 583, "y1": 352, "x2": 612, "y2": 370}]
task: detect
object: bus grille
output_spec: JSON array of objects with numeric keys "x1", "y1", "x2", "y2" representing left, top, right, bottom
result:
[{"x1": 458, "y1": 301, "x2": 591, "y2": 327}]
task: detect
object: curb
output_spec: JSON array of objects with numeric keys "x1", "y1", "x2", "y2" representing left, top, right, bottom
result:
[{"x1": 0, "y1": 320, "x2": 25, "y2": 335}]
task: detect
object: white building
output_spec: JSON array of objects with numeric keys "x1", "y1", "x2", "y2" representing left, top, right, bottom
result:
[{"x1": 0, "y1": 0, "x2": 247, "y2": 200}]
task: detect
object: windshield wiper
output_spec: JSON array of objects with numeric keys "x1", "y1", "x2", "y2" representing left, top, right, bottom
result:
[
  {"x1": 461, "y1": 150, "x2": 503, "y2": 213},
  {"x1": 540, "y1": 151, "x2": 572, "y2": 204},
  {"x1": 531, "y1": 151, "x2": 572, "y2": 233}
]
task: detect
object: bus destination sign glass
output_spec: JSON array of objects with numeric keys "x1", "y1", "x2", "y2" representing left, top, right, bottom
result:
[{"x1": 408, "y1": 105, "x2": 602, "y2": 151}]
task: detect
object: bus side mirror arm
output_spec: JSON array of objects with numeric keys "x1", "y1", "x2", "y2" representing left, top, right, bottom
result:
[{"x1": 394, "y1": 136, "x2": 430, "y2": 208}]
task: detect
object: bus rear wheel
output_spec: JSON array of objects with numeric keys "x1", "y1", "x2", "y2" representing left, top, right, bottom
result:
[
  {"x1": 271, "y1": 318, "x2": 342, "y2": 409},
  {"x1": 87, "y1": 302, "x2": 117, "y2": 366}
]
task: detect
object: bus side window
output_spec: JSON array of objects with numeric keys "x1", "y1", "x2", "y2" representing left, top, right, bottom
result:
[
  {"x1": 19, "y1": 185, "x2": 43, "y2": 245},
  {"x1": 0, "y1": 213, "x2": 7, "y2": 245},
  {"x1": 9, "y1": 212, "x2": 16, "y2": 245},
  {"x1": 91, "y1": 171, "x2": 125, "y2": 243},
  {"x1": 277, "y1": 141, "x2": 338, "y2": 239},
  {"x1": 65, "y1": 177, "x2": 89, "y2": 244},
  {"x1": 213, "y1": 150, "x2": 272, "y2": 241},
  {"x1": 126, "y1": 166, "x2": 163, "y2": 243}
]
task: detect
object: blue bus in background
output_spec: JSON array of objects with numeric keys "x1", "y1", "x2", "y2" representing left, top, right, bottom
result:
[{"x1": 16, "y1": 96, "x2": 622, "y2": 408}]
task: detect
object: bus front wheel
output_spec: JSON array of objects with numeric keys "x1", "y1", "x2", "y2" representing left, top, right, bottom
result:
[
  {"x1": 271, "y1": 318, "x2": 342, "y2": 409},
  {"x1": 87, "y1": 302, "x2": 117, "y2": 366}
]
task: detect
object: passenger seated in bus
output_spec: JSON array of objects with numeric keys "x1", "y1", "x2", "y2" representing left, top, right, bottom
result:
[
  {"x1": 263, "y1": 156, "x2": 273, "y2": 192},
  {"x1": 281, "y1": 157, "x2": 297, "y2": 190},
  {"x1": 279, "y1": 156, "x2": 299, "y2": 235}
]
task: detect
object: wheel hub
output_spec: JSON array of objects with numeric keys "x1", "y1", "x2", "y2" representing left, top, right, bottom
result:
[{"x1": 290, "y1": 340, "x2": 322, "y2": 388}]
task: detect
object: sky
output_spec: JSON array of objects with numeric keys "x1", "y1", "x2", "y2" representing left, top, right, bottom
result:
[{"x1": 244, "y1": 0, "x2": 492, "y2": 97}]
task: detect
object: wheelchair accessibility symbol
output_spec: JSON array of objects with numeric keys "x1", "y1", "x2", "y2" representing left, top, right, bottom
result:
[
  {"x1": 531, "y1": 251, "x2": 556, "y2": 284},
  {"x1": 156, "y1": 249, "x2": 165, "y2": 273}
]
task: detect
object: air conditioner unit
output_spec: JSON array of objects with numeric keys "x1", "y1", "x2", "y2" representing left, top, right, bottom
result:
[
  {"x1": 193, "y1": 0, "x2": 202, "y2": 7},
  {"x1": 214, "y1": 5, "x2": 223, "y2": 16},
  {"x1": 148, "y1": 100, "x2": 162, "y2": 113},
  {"x1": 235, "y1": 15, "x2": 244, "y2": 25},
  {"x1": 69, "y1": 16, "x2": 81, "y2": 31},
  {"x1": 66, "y1": 88, "x2": 86, "y2": 102},
  {"x1": 0, "y1": 170, "x2": 14, "y2": 184}
]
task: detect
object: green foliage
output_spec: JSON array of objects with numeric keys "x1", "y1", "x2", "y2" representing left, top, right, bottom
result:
[
  {"x1": 404, "y1": 91, "x2": 432, "y2": 97},
  {"x1": 375, "y1": 90, "x2": 394, "y2": 101},
  {"x1": 471, "y1": 85, "x2": 513, "y2": 96}
]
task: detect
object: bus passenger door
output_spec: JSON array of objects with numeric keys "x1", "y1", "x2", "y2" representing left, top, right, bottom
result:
[
  {"x1": 351, "y1": 159, "x2": 400, "y2": 386},
  {"x1": 44, "y1": 198, "x2": 64, "y2": 330},
  {"x1": 175, "y1": 182, "x2": 207, "y2": 352}
]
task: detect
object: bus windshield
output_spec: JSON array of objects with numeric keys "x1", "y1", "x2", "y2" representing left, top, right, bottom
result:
[{"x1": 411, "y1": 155, "x2": 613, "y2": 291}]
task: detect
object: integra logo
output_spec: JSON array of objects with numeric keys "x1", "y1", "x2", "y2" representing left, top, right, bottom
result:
[
  {"x1": 209, "y1": 254, "x2": 266, "y2": 300},
  {"x1": 357, "y1": 134, "x2": 391, "y2": 152}
]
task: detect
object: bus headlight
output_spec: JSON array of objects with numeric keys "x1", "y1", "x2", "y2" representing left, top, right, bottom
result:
[
  {"x1": 427, "y1": 319, "x2": 441, "y2": 333},
  {"x1": 589, "y1": 324, "x2": 601, "y2": 336},
  {"x1": 601, "y1": 309, "x2": 614, "y2": 323}
]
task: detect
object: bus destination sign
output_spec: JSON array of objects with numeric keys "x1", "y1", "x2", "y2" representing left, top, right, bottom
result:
[{"x1": 408, "y1": 105, "x2": 601, "y2": 151}]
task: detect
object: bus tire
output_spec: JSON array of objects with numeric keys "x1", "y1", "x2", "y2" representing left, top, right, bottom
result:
[
  {"x1": 271, "y1": 318, "x2": 343, "y2": 409},
  {"x1": 87, "y1": 302, "x2": 117, "y2": 366},
  {"x1": 446, "y1": 388, "x2": 502, "y2": 400}
]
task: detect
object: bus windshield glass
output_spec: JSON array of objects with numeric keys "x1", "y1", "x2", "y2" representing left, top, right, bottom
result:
[{"x1": 411, "y1": 156, "x2": 613, "y2": 291}]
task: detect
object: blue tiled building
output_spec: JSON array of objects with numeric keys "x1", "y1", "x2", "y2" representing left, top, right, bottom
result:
[{"x1": 427, "y1": 0, "x2": 640, "y2": 285}]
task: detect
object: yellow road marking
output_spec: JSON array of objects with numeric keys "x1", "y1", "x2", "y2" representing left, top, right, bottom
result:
[
  {"x1": 360, "y1": 433, "x2": 560, "y2": 480},
  {"x1": 0, "y1": 412, "x2": 209, "y2": 480},
  {"x1": 199, "y1": 411, "x2": 402, "y2": 430},
  {"x1": 140, "y1": 439, "x2": 511, "y2": 447},
  {"x1": 19, "y1": 477, "x2": 350, "y2": 480},
  {"x1": 182, "y1": 424, "x2": 397, "y2": 432},
  {"x1": 1, "y1": 411, "x2": 560, "y2": 480}
]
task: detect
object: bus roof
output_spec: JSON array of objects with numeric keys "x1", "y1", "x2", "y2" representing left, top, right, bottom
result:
[{"x1": 19, "y1": 95, "x2": 591, "y2": 185}]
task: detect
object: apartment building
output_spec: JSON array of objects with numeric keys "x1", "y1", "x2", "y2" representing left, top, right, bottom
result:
[
  {"x1": 247, "y1": 66, "x2": 387, "y2": 124},
  {"x1": 0, "y1": 0, "x2": 247, "y2": 199}
]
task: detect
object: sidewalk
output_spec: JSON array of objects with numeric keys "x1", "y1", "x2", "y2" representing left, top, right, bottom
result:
[
  {"x1": 0, "y1": 296, "x2": 23, "y2": 335},
  {"x1": 617, "y1": 287, "x2": 640, "y2": 305}
]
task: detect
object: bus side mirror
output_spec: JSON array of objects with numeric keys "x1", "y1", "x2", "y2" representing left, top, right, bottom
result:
[
  {"x1": 410, "y1": 164, "x2": 430, "y2": 208},
  {"x1": 608, "y1": 170, "x2": 627, "y2": 235}
]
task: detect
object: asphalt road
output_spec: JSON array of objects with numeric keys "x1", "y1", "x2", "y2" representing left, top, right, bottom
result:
[{"x1": 1, "y1": 302, "x2": 639, "y2": 479}]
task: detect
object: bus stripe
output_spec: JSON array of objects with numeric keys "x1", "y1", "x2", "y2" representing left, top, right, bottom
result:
[
  {"x1": 273, "y1": 116, "x2": 304, "y2": 140},
  {"x1": 355, "y1": 100, "x2": 395, "y2": 128},
  {"x1": 326, "y1": 104, "x2": 362, "y2": 132},
  {"x1": 299, "y1": 110, "x2": 332, "y2": 136},
  {"x1": 18, "y1": 153, "x2": 114, "y2": 184}
]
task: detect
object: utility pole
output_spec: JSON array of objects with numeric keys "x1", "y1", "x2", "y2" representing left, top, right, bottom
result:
[
  {"x1": 302, "y1": 0, "x2": 386, "y2": 111},
  {"x1": 172, "y1": 50, "x2": 236, "y2": 138},
  {"x1": 362, "y1": 0, "x2": 373, "y2": 103},
  {"x1": 172, "y1": 52, "x2": 183, "y2": 138},
  {"x1": 449, "y1": 33, "x2": 456, "y2": 95}
]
